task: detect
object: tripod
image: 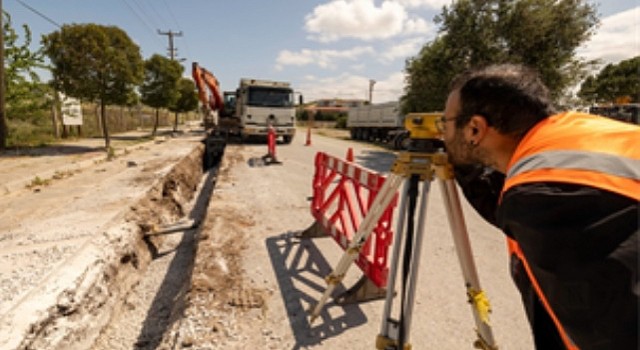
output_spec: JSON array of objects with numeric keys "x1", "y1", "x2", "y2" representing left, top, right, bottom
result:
[{"x1": 309, "y1": 136, "x2": 498, "y2": 350}]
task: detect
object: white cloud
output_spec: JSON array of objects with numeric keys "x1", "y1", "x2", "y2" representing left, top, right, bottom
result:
[
  {"x1": 392, "y1": 0, "x2": 451, "y2": 9},
  {"x1": 300, "y1": 72, "x2": 406, "y2": 103},
  {"x1": 371, "y1": 71, "x2": 407, "y2": 102},
  {"x1": 403, "y1": 17, "x2": 430, "y2": 34},
  {"x1": 578, "y1": 6, "x2": 640, "y2": 66},
  {"x1": 350, "y1": 63, "x2": 367, "y2": 71},
  {"x1": 298, "y1": 74, "x2": 370, "y2": 101},
  {"x1": 304, "y1": 0, "x2": 429, "y2": 42},
  {"x1": 380, "y1": 37, "x2": 424, "y2": 63},
  {"x1": 275, "y1": 46, "x2": 374, "y2": 70}
]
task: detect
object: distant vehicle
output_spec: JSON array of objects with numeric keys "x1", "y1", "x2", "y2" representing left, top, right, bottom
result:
[
  {"x1": 192, "y1": 62, "x2": 298, "y2": 143},
  {"x1": 347, "y1": 101, "x2": 409, "y2": 149},
  {"x1": 589, "y1": 103, "x2": 639, "y2": 124}
]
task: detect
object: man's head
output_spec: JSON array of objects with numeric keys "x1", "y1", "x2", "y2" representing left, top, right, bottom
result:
[{"x1": 442, "y1": 64, "x2": 556, "y2": 171}]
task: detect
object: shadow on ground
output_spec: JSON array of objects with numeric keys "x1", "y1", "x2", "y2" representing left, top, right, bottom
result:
[
  {"x1": 265, "y1": 231, "x2": 367, "y2": 350},
  {"x1": 134, "y1": 167, "x2": 218, "y2": 349},
  {"x1": 0, "y1": 144, "x2": 102, "y2": 158},
  {"x1": 0, "y1": 129, "x2": 186, "y2": 158},
  {"x1": 355, "y1": 149, "x2": 397, "y2": 174}
]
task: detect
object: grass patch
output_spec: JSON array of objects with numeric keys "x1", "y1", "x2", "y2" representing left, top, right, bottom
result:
[{"x1": 26, "y1": 176, "x2": 51, "y2": 189}]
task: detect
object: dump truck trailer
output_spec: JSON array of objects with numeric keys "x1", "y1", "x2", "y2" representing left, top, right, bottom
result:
[{"x1": 347, "y1": 101, "x2": 408, "y2": 149}]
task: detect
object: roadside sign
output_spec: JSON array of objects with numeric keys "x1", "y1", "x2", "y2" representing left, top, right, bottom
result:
[{"x1": 60, "y1": 93, "x2": 83, "y2": 126}]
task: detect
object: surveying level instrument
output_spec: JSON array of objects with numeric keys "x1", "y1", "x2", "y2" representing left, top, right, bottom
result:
[{"x1": 309, "y1": 113, "x2": 498, "y2": 350}]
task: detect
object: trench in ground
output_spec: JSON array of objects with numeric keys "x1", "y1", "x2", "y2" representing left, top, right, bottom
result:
[
  {"x1": 89, "y1": 143, "x2": 225, "y2": 350},
  {"x1": 7, "y1": 139, "x2": 225, "y2": 350}
]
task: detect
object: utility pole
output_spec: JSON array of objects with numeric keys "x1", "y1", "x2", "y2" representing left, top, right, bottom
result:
[
  {"x1": 157, "y1": 29, "x2": 182, "y2": 61},
  {"x1": 0, "y1": 0, "x2": 6, "y2": 150},
  {"x1": 368, "y1": 79, "x2": 376, "y2": 104}
]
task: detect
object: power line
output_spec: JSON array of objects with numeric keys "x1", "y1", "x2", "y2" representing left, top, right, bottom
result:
[
  {"x1": 119, "y1": 0, "x2": 164, "y2": 48},
  {"x1": 161, "y1": 0, "x2": 181, "y2": 32},
  {"x1": 131, "y1": 0, "x2": 161, "y2": 31},
  {"x1": 121, "y1": 0, "x2": 154, "y2": 33},
  {"x1": 161, "y1": 0, "x2": 191, "y2": 59},
  {"x1": 143, "y1": 0, "x2": 170, "y2": 30},
  {"x1": 14, "y1": 0, "x2": 60, "y2": 28}
]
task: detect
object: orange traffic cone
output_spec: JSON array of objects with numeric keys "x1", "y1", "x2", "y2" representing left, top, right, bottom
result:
[
  {"x1": 305, "y1": 126, "x2": 311, "y2": 146},
  {"x1": 346, "y1": 147, "x2": 354, "y2": 162}
]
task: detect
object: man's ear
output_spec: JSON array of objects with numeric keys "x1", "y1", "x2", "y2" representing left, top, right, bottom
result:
[{"x1": 466, "y1": 115, "x2": 489, "y2": 143}]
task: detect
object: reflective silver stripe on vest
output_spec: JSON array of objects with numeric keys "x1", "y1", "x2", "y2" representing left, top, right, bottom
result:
[{"x1": 507, "y1": 150, "x2": 640, "y2": 180}]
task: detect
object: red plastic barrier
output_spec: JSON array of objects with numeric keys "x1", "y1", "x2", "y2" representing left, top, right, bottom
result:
[{"x1": 310, "y1": 150, "x2": 398, "y2": 288}]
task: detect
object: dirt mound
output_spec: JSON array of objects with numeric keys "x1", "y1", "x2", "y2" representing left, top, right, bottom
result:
[{"x1": 156, "y1": 146, "x2": 275, "y2": 349}]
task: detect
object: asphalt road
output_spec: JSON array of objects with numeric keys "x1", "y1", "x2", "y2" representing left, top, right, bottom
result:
[
  {"x1": 0, "y1": 128, "x2": 534, "y2": 349},
  {"x1": 159, "y1": 129, "x2": 534, "y2": 349}
]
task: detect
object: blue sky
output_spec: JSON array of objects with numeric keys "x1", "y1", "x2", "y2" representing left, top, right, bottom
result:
[{"x1": 5, "y1": 0, "x2": 639, "y2": 103}]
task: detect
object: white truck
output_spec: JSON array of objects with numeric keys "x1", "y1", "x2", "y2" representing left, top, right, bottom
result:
[
  {"x1": 230, "y1": 78, "x2": 297, "y2": 143},
  {"x1": 347, "y1": 101, "x2": 409, "y2": 149},
  {"x1": 192, "y1": 63, "x2": 298, "y2": 144}
]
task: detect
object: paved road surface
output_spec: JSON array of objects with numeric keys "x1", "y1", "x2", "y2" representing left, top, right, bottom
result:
[
  {"x1": 0, "y1": 128, "x2": 534, "y2": 349},
  {"x1": 159, "y1": 130, "x2": 534, "y2": 349}
]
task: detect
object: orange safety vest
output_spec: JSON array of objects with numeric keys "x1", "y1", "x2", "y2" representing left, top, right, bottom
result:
[{"x1": 501, "y1": 112, "x2": 640, "y2": 350}]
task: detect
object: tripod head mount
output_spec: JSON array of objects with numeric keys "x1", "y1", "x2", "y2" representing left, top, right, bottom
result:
[
  {"x1": 393, "y1": 113, "x2": 454, "y2": 181},
  {"x1": 404, "y1": 113, "x2": 446, "y2": 154}
]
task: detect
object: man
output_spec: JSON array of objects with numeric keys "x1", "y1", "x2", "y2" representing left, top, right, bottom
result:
[{"x1": 441, "y1": 64, "x2": 639, "y2": 349}]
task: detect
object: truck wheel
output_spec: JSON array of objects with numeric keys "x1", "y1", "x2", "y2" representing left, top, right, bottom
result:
[{"x1": 283, "y1": 135, "x2": 293, "y2": 144}]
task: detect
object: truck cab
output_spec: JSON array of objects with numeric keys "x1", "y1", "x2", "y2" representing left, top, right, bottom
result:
[{"x1": 235, "y1": 79, "x2": 296, "y2": 143}]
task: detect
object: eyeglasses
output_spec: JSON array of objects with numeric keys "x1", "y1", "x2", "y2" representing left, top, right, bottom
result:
[{"x1": 435, "y1": 116, "x2": 457, "y2": 133}]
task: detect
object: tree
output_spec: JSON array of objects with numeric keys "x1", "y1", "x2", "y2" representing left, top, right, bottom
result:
[
  {"x1": 169, "y1": 77, "x2": 198, "y2": 132},
  {"x1": 403, "y1": 0, "x2": 598, "y2": 112},
  {"x1": 43, "y1": 24, "x2": 144, "y2": 150},
  {"x1": 578, "y1": 56, "x2": 640, "y2": 104},
  {"x1": 140, "y1": 54, "x2": 183, "y2": 136},
  {"x1": 402, "y1": 37, "x2": 456, "y2": 113},
  {"x1": 0, "y1": 11, "x2": 46, "y2": 149}
]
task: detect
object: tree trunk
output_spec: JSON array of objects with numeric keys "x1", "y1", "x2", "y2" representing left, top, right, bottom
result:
[
  {"x1": 0, "y1": 113, "x2": 6, "y2": 150},
  {"x1": 101, "y1": 100, "x2": 110, "y2": 150},
  {"x1": 173, "y1": 112, "x2": 179, "y2": 133},
  {"x1": 51, "y1": 94, "x2": 60, "y2": 138},
  {"x1": 152, "y1": 108, "x2": 159, "y2": 137}
]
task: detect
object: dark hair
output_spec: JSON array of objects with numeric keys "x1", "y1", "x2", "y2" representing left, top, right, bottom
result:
[{"x1": 450, "y1": 64, "x2": 556, "y2": 137}]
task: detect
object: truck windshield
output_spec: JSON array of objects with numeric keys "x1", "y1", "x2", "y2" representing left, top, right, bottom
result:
[{"x1": 247, "y1": 87, "x2": 293, "y2": 107}]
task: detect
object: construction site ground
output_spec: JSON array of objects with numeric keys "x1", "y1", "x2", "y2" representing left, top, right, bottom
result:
[{"x1": 0, "y1": 126, "x2": 533, "y2": 349}]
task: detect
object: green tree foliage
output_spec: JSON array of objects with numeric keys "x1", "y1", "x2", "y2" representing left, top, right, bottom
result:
[
  {"x1": 578, "y1": 56, "x2": 640, "y2": 103},
  {"x1": 169, "y1": 77, "x2": 198, "y2": 132},
  {"x1": 43, "y1": 24, "x2": 144, "y2": 149},
  {"x1": 140, "y1": 54, "x2": 183, "y2": 136},
  {"x1": 0, "y1": 12, "x2": 48, "y2": 148},
  {"x1": 402, "y1": 37, "x2": 454, "y2": 113},
  {"x1": 402, "y1": 0, "x2": 598, "y2": 113},
  {"x1": 4, "y1": 13, "x2": 46, "y2": 115}
]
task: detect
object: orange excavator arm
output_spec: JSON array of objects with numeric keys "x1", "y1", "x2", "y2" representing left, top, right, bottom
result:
[{"x1": 192, "y1": 62, "x2": 224, "y2": 112}]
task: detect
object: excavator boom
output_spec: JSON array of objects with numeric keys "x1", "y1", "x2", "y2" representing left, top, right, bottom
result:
[{"x1": 192, "y1": 62, "x2": 225, "y2": 129}]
